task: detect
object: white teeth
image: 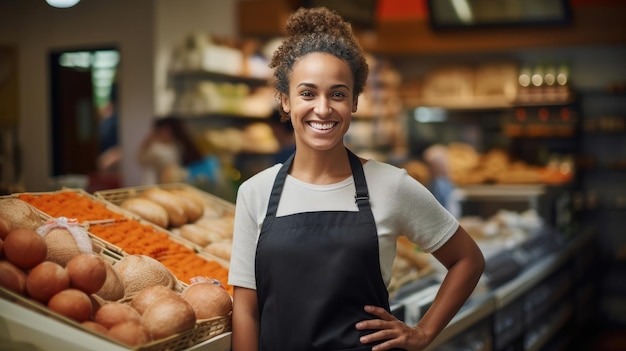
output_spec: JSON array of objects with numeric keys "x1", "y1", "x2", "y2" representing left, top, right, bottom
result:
[{"x1": 308, "y1": 121, "x2": 336, "y2": 130}]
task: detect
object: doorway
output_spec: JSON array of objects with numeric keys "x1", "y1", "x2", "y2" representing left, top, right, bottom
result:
[{"x1": 49, "y1": 47, "x2": 120, "y2": 190}]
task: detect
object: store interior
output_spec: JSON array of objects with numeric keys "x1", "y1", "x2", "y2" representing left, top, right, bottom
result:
[{"x1": 1, "y1": 0, "x2": 626, "y2": 350}]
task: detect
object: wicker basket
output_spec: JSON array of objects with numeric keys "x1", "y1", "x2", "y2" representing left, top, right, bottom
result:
[
  {"x1": 1, "y1": 286, "x2": 202, "y2": 351},
  {"x1": 194, "y1": 314, "x2": 232, "y2": 344}
]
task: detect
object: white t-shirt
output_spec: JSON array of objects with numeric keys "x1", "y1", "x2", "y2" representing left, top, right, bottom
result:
[{"x1": 228, "y1": 159, "x2": 459, "y2": 290}]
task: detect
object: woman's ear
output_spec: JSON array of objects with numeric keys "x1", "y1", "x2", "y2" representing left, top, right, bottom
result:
[
  {"x1": 352, "y1": 97, "x2": 359, "y2": 113},
  {"x1": 281, "y1": 93, "x2": 290, "y2": 114}
]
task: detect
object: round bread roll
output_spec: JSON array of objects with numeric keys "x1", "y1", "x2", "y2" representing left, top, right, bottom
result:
[
  {"x1": 140, "y1": 188, "x2": 188, "y2": 227},
  {"x1": 0, "y1": 198, "x2": 44, "y2": 232},
  {"x1": 120, "y1": 198, "x2": 169, "y2": 228}
]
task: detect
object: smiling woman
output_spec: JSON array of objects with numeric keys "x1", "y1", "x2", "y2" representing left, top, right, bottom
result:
[{"x1": 228, "y1": 6, "x2": 484, "y2": 351}]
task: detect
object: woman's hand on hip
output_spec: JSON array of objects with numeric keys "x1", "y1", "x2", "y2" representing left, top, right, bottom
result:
[{"x1": 356, "y1": 305, "x2": 430, "y2": 351}]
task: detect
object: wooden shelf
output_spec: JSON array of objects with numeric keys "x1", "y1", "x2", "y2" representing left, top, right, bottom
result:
[
  {"x1": 171, "y1": 70, "x2": 269, "y2": 86},
  {"x1": 359, "y1": 5, "x2": 626, "y2": 55}
]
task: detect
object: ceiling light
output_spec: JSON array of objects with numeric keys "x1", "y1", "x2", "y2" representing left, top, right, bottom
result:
[{"x1": 46, "y1": 0, "x2": 81, "y2": 9}]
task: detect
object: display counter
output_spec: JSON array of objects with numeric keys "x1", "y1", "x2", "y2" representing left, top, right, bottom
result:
[
  {"x1": 1, "y1": 184, "x2": 594, "y2": 351},
  {"x1": 399, "y1": 228, "x2": 595, "y2": 351},
  {"x1": 1, "y1": 228, "x2": 592, "y2": 351}
]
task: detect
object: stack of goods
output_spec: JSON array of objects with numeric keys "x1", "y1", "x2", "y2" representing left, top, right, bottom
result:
[
  {"x1": 0, "y1": 197, "x2": 232, "y2": 349},
  {"x1": 17, "y1": 190, "x2": 231, "y2": 294},
  {"x1": 459, "y1": 208, "x2": 544, "y2": 248},
  {"x1": 447, "y1": 143, "x2": 553, "y2": 185},
  {"x1": 96, "y1": 184, "x2": 235, "y2": 270}
]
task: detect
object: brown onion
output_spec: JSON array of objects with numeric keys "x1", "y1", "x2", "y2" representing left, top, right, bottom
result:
[
  {"x1": 66, "y1": 254, "x2": 107, "y2": 294},
  {"x1": 3, "y1": 228, "x2": 47, "y2": 269},
  {"x1": 107, "y1": 321, "x2": 152, "y2": 346},
  {"x1": 26, "y1": 261, "x2": 70, "y2": 303},
  {"x1": 94, "y1": 301, "x2": 141, "y2": 329},
  {"x1": 0, "y1": 260, "x2": 27, "y2": 295},
  {"x1": 48, "y1": 288, "x2": 93, "y2": 322}
]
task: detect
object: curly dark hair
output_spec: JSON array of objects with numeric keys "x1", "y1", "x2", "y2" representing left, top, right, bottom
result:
[{"x1": 269, "y1": 7, "x2": 369, "y2": 121}]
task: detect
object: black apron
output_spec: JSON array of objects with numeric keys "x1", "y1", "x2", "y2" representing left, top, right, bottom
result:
[{"x1": 255, "y1": 149, "x2": 393, "y2": 351}]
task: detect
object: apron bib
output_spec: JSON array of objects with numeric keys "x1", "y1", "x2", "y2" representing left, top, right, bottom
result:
[{"x1": 255, "y1": 149, "x2": 392, "y2": 351}]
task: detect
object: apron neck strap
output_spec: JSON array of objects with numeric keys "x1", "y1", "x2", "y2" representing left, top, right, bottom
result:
[
  {"x1": 347, "y1": 149, "x2": 370, "y2": 211},
  {"x1": 265, "y1": 148, "x2": 371, "y2": 218},
  {"x1": 266, "y1": 151, "x2": 295, "y2": 218}
]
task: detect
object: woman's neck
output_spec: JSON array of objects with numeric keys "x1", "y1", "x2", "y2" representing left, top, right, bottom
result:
[{"x1": 290, "y1": 147, "x2": 353, "y2": 185}]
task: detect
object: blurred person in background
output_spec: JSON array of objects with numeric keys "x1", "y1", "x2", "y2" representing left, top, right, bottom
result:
[
  {"x1": 423, "y1": 144, "x2": 460, "y2": 218},
  {"x1": 97, "y1": 84, "x2": 120, "y2": 172},
  {"x1": 137, "y1": 116, "x2": 204, "y2": 184}
]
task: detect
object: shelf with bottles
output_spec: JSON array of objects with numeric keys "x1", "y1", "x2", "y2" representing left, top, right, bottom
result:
[
  {"x1": 400, "y1": 60, "x2": 575, "y2": 112},
  {"x1": 502, "y1": 104, "x2": 579, "y2": 139}
]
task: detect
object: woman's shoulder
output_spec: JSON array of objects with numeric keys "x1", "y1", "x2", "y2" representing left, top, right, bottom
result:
[
  {"x1": 363, "y1": 159, "x2": 408, "y2": 178},
  {"x1": 364, "y1": 159, "x2": 430, "y2": 195},
  {"x1": 237, "y1": 163, "x2": 282, "y2": 195}
]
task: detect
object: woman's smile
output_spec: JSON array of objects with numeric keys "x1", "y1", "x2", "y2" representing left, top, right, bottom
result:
[{"x1": 307, "y1": 121, "x2": 338, "y2": 131}]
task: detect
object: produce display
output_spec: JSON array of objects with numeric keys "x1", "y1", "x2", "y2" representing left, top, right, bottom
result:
[
  {"x1": 0, "y1": 197, "x2": 233, "y2": 350},
  {"x1": 96, "y1": 184, "x2": 235, "y2": 267},
  {"x1": 16, "y1": 190, "x2": 232, "y2": 294}
]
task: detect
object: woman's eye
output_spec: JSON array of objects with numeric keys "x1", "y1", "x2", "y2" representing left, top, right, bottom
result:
[
  {"x1": 331, "y1": 91, "x2": 346, "y2": 98},
  {"x1": 300, "y1": 91, "x2": 314, "y2": 97}
]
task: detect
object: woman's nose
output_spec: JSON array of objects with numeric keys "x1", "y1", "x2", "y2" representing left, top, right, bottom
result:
[{"x1": 313, "y1": 98, "x2": 331, "y2": 116}]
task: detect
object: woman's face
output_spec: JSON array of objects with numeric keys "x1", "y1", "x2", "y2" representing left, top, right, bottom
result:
[{"x1": 281, "y1": 52, "x2": 357, "y2": 153}]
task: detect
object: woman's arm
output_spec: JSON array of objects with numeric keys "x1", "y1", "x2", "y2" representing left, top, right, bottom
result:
[
  {"x1": 417, "y1": 225, "x2": 485, "y2": 344},
  {"x1": 356, "y1": 225, "x2": 485, "y2": 350},
  {"x1": 232, "y1": 286, "x2": 260, "y2": 351}
]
